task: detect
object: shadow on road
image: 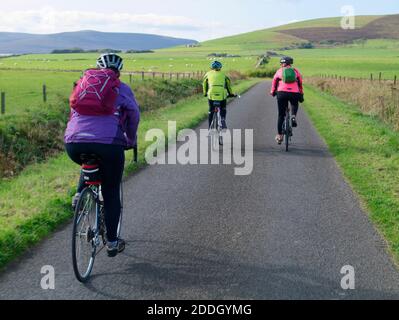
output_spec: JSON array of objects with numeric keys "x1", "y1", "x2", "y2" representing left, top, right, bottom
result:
[
  {"x1": 84, "y1": 239, "x2": 398, "y2": 300},
  {"x1": 253, "y1": 145, "x2": 332, "y2": 159}
]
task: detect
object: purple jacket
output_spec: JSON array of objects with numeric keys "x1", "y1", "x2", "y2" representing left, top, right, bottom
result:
[{"x1": 64, "y1": 82, "x2": 140, "y2": 147}]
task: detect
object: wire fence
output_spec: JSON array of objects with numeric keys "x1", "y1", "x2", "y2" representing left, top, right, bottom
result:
[
  {"x1": 310, "y1": 74, "x2": 399, "y2": 130},
  {"x1": 316, "y1": 73, "x2": 399, "y2": 104},
  {"x1": 0, "y1": 70, "x2": 206, "y2": 115},
  {"x1": 318, "y1": 73, "x2": 397, "y2": 85}
]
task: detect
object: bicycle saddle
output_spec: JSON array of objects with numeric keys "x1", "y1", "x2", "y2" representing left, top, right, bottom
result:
[{"x1": 80, "y1": 154, "x2": 101, "y2": 165}]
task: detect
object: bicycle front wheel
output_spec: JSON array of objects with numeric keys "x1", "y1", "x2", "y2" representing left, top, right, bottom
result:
[
  {"x1": 72, "y1": 187, "x2": 98, "y2": 283},
  {"x1": 117, "y1": 182, "x2": 123, "y2": 238}
]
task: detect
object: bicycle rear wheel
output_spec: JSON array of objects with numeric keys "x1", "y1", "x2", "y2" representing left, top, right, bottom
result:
[
  {"x1": 72, "y1": 187, "x2": 98, "y2": 283},
  {"x1": 210, "y1": 113, "x2": 220, "y2": 151},
  {"x1": 285, "y1": 117, "x2": 290, "y2": 152}
]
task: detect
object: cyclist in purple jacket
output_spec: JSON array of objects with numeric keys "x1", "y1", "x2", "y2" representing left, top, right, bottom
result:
[{"x1": 64, "y1": 53, "x2": 140, "y2": 257}]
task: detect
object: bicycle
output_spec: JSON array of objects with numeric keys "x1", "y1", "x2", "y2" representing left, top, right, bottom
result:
[
  {"x1": 208, "y1": 95, "x2": 239, "y2": 151},
  {"x1": 282, "y1": 105, "x2": 293, "y2": 152},
  {"x1": 72, "y1": 154, "x2": 123, "y2": 283},
  {"x1": 209, "y1": 101, "x2": 224, "y2": 150}
]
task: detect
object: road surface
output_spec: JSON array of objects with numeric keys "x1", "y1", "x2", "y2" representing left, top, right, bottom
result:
[{"x1": 1, "y1": 81, "x2": 399, "y2": 299}]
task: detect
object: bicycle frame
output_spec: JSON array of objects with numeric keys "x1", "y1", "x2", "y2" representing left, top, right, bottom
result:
[
  {"x1": 282, "y1": 105, "x2": 292, "y2": 152},
  {"x1": 209, "y1": 102, "x2": 223, "y2": 149},
  {"x1": 75, "y1": 184, "x2": 105, "y2": 249},
  {"x1": 209, "y1": 102, "x2": 222, "y2": 131}
]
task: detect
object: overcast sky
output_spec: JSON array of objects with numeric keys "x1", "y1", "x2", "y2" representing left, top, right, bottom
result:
[{"x1": 0, "y1": 0, "x2": 398, "y2": 41}]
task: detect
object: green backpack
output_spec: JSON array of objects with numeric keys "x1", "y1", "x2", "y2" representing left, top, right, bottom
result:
[{"x1": 282, "y1": 67, "x2": 297, "y2": 84}]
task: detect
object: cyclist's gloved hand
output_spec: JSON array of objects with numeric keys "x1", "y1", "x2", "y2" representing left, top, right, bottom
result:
[
  {"x1": 271, "y1": 92, "x2": 277, "y2": 97},
  {"x1": 299, "y1": 94, "x2": 305, "y2": 103}
]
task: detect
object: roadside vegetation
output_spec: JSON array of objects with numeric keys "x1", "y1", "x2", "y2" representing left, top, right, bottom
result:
[
  {"x1": 303, "y1": 85, "x2": 399, "y2": 263},
  {"x1": 307, "y1": 77, "x2": 399, "y2": 131},
  {"x1": 0, "y1": 78, "x2": 204, "y2": 179}
]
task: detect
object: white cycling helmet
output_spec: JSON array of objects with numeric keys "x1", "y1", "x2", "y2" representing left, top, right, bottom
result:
[{"x1": 97, "y1": 53, "x2": 124, "y2": 71}]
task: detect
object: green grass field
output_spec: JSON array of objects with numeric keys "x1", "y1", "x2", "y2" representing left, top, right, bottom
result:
[
  {"x1": 0, "y1": 70, "x2": 80, "y2": 114},
  {"x1": 2, "y1": 37, "x2": 399, "y2": 115},
  {"x1": 0, "y1": 52, "x2": 257, "y2": 72},
  {"x1": 0, "y1": 70, "x2": 204, "y2": 115},
  {"x1": 279, "y1": 43, "x2": 399, "y2": 79}
]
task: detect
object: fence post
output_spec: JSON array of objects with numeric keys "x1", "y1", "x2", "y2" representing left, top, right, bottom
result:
[
  {"x1": 43, "y1": 84, "x2": 47, "y2": 103},
  {"x1": 1, "y1": 92, "x2": 5, "y2": 115},
  {"x1": 394, "y1": 75, "x2": 397, "y2": 86},
  {"x1": 142, "y1": 72, "x2": 145, "y2": 81},
  {"x1": 370, "y1": 73, "x2": 373, "y2": 82},
  {"x1": 379, "y1": 72, "x2": 382, "y2": 83},
  {"x1": 153, "y1": 72, "x2": 156, "y2": 79},
  {"x1": 129, "y1": 74, "x2": 132, "y2": 84}
]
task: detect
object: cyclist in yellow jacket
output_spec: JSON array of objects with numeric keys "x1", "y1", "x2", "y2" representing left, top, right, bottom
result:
[{"x1": 203, "y1": 61, "x2": 236, "y2": 129}]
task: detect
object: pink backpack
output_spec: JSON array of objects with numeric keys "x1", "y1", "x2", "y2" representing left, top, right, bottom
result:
[{"x1": 70, "y1": 69, "x2": 121, "y2": 116}]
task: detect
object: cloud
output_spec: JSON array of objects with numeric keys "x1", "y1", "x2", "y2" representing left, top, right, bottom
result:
[{"x1": 0, "y1": 7, "x2": 216, "y2": 36}]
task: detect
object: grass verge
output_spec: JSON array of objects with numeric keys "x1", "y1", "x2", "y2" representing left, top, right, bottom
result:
[
  {"x1": 303, "y1": 84, "x2": 399, "y2": 263},
  {"x1": 0, "y1": 78, "x2": 261, "y2": 270}
]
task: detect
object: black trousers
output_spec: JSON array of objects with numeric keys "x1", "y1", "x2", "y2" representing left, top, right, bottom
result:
[
  {"x1": 65, "y1": 143, "x2": 125, "y2": 242},
  {"x1": 277, "y1": 92, "x2": 300, "y2": 135},
  {"x1": 208, "y1": 100, "x2": 227, "y2": 127}
]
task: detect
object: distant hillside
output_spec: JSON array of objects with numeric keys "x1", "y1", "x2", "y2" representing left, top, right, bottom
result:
[
  {"x1": 0, "y1": 30, "x2": 197, "y2": 54},
  {"x1": 200, "y1": 14, "x2": 399, "y2": 52},
  {"x1": 277, "y1": 14, "x2": 399, "y2": 43}
]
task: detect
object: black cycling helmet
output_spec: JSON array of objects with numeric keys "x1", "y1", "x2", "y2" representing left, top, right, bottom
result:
[{"x1": 280, "y1": 56, "x2": 294, "y2": 65}]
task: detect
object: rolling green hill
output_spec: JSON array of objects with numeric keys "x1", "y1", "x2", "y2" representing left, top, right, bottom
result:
[
  {"x1": 194, "y1": 14, "x2": 399, "y2": 54},
  {"x1": 163, "y1": 15, "x2": 399, "y2": 55},
  {"x1": 271, "y1": 15, "x2": 382, "y2": 30}
]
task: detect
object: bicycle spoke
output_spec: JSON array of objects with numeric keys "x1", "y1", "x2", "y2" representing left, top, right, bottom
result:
[{"x1": 72, "y1": 188, "x2": 98, "y2": 282}]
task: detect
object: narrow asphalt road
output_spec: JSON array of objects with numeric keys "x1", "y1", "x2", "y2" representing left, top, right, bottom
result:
[{"x1": 1, "y1": 81, "x2": 399, "y2": 300}]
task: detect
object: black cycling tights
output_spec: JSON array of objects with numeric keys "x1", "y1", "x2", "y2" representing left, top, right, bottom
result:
[
  {"x1": 277, "y1": 92, "x2": 300, "y2": 135},
  {"x1": 65, "y1": 143, "x2": 125, "y2": 242},
  {"x1": 208, "y1": 100, "x2": 227, "y2": 127}
]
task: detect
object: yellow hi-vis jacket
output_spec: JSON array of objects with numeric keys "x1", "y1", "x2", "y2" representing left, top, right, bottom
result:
[{"x1": 203, "y1": 70, "x2": 233, "y2": 101}]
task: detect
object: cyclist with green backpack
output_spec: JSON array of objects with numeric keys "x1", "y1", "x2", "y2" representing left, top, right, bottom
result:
[{"x1": 270, "y1": 56, "x2": 304, "y2": 144}]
